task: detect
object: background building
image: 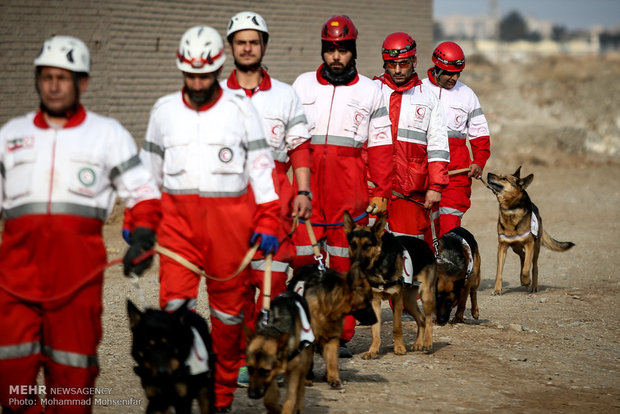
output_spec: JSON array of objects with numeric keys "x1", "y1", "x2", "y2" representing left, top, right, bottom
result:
[{"x1": 0, "y1": 0, "x2": 434, "y2": 142}]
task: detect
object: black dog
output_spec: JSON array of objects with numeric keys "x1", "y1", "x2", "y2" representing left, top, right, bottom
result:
[{"x1": 127, "y1": 300, "x2": 215, "y2": 414}]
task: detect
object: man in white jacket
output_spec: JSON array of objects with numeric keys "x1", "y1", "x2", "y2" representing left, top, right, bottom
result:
[
  {"x1": 422, "y1": 41, "x2": 491, "y2": 238},
  {"x1": 139, "y1": 26, "x2": 280, "y2": 412},
  {"x1": 221, "y1": 10, "x2": 313, "y2": 387},
  {"x1": 0, "y1": 35, "x2": 161, "y2": 413}
]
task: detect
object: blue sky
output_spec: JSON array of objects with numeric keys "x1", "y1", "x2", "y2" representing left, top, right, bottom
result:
[{"x1": 434, "y1": 0, "x2": 620, "y2": 30}]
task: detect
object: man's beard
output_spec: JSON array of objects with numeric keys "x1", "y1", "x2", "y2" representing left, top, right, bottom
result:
[
  {"x1": 185, "y1": 81, "x2": 219, "y2": 106},
  {"x1": 40, "y1": 100, "x2": 79, "y2": 118},
  {"x1": 233, "y1": 58, "x2": 262, "y2": 73}
]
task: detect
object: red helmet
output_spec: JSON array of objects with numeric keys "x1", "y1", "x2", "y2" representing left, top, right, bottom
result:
[
  {"x1": 432, "y1": 41, "x2": 466, "y2": 72},
  {"x1": 382, "y1": 32, "x2": 416, "y2": 60},
  {"x1": 321, "y1": 15, "x2": 358, "y2": 42}
]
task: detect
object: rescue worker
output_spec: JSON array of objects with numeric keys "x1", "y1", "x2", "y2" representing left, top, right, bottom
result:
[
  {"x1": 0, "y1": 35, "x2": 161, "y2": 413},
  {"x1": 139, "y1": 26, "x2": 280, "y2": 412},
  {"x1": 374, "y1": 32, "x2": 449, "y2": 242},
  {"x1": 221, "y1": 11, "x2": 312, "y2": 387},
  {"x1": 292, "y1": 16, "x2": 393, "y2": 357},
  {"x1": 422, "y1": 41, "x2": 491, "y2": 237}
]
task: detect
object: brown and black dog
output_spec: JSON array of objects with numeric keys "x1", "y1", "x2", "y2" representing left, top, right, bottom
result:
[
  {"x1": 344, "y1": 211, "x2": 437, "y2": 358},
  {"x1": 245, "y1": 291, "x2": 313, "y2": 414},
  {"x1": 127, "y1": 300, "x2": 214, "y2": 414},
  {"x1": 487, "y1": 166, "x2": 575, "y2": 294},
  {"x1": 435, "y1": 227, "x2": 481, "y2": 325},
  {"x1": 287, "y1": 261, "x2": 375, "y2": 389}
]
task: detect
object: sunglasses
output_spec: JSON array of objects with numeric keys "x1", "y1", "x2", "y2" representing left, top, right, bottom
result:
[{"x1": 385, "y1": 60, "x2": 412, "y2": 69}]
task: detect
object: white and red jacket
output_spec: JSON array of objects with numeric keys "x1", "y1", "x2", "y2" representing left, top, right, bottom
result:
[
  {"x1": 0, "y1": 105, "x2": 161, "y2": 300},
  {"x1": 221, "y1": 69, "x2": 311, "y2": 167},
  {"x1": 140, "y1": 88, "x2": 280, "y2": 236},
  {"x1": 374, "y1": 72, "x2": 449, "y2": 198},
  {"x1": 422, "y1": 70, "x2": 490, "y2": 180},
  {"x1": 292, "y1": 65, "x2": 393, "y2": 221}
]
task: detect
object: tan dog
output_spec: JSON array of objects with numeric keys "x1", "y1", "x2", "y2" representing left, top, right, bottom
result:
[
  {"x1": 344, "y1": 212, "x2": 437, "y2": 358},
  {"x1": 487, "y1": 167, "x2": 575, "y2": 294},
  {"x1": 435, "y1": 227, "x2": 481, "y2": 325},
  {"x1": 287, "y1": 261, "x2": 375, "y2": 389},
  {"x1": 245, "y1": 292, "x2": 313, "y2": 414}
]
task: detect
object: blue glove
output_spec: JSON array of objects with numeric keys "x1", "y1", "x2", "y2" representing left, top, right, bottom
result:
[
  {"x1": 122, "y1": 228, "x2": 131, "y2": 244},
  {"x1": 251, "y1": 232, "x2": 279, "y2": 255}
]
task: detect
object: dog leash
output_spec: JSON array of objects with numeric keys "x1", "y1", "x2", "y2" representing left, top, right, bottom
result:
[
  {"x1": 290, "y1": 217, "x2": 326, "y2": 272},
  {"x1": 0, "y1": 258, "x2": 124, "y2": 304},
  {"x1": 153, "y1": 242, "x2": 258, "y2": 282},
  {"x1": 297, "y1": 212, "x2": 368, "y2": 227}
]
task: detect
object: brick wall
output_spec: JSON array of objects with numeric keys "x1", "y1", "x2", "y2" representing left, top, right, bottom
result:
[{"x1": 0, "y1": 0, "x2": 434, "y2": 141}]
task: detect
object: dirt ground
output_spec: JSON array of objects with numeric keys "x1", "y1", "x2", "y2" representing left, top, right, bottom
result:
[{"x1": 90, "y1": 54, "x2": 620, "y2": 413}]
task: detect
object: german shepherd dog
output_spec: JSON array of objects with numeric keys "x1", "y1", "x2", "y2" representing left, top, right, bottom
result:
[
  {"x1": 435, "y1": 227, "x2": 481, "y2": 325},
  {"x1": 288, "y1": 261, "x2": 375, "y2": 389},
  {"x1": 487, "y1": 166, "x2": 575, "y2": 294},
  {"x1": 127, "y1": 300, "x2": 215, "y2": 414},
  {"x1": 344, "y1": 211, "x2": 437, "y2": 358},
  {"x1": 244, "y1": 291, "x2": 313, "y2": 414}
]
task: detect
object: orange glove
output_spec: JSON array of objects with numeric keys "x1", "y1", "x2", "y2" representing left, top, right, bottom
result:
[{"x1": 366, "y1": 196, "x2": 388, "y2": 215}]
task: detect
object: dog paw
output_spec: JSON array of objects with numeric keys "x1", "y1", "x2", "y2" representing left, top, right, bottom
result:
[
  {"x1": 305, "y1": 379, "x2": 314, "y2": 387},
  {"x1": 328, "y1": 379, "x2": 343, "y2": 389},
  {"x1": 422, "y1": 345, "x2": 434, "y2": 354},
  {"x1": 411, "y1": 343, "x2": 424, "y2": 352},
  {"x1": 394, "y1": 344, "x2": 407, "y2": 355},
  {"x1": 450, "y1": 317, "x2": 464, "y2": 324},
  {"x1": 361, "y1": 351, "x2": 378, "y2": 360},
  {"x1": 492, "y1": 290, "x2": 502, "y2": 296},
  {"x1": 472, "y1": 309, "x2": 480, "y2": 319}
]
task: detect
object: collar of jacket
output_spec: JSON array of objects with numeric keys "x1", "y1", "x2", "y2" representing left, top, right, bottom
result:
[
  {"x1": 226, "y1": 68, "x2": 272, "y2": 97},
  {"x1": 34, "y1": 104, "x2": 86, "y2": 129},
  {"x1": 316, "y1": 63, "x2": 359, "y2": 86},
  {"x1": 181, "y1": 85, "x2": 223, "y2": 112},
  {"x1": 374, "y1": 72, "x2": 421, "y2": 92}
]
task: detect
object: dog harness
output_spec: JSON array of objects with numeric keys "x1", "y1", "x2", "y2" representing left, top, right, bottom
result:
[
  {"x1": 287, "y1": 301, "x2": 315, "y2": 361},
  {"x1": 438, "y1": 232, "x2": 474, "y2": 279},
  {"x1": 498, "y1": 213, "x2": 539, "y2": 242},
  {"x1": 186, "y1": 327, "x2": 209, "y2": 375}
]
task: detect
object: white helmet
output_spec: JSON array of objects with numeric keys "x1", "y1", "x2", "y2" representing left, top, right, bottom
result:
[
  {"x1": 227, "y1": 11, "x2": 269, "y2": 43},
  {"x1": 34, "y1": 35, "x2": 90, "y2": 74},
  {"x1": 176, "y1": 26, "x2": 226, "y2": 73}
]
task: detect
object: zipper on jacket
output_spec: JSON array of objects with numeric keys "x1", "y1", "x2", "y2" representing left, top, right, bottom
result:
[{"x1": 47, "y1": 129, "x2": 57, "y2": 214}]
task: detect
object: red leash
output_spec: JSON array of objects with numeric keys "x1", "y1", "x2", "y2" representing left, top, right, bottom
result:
[{"x1": 0, "y1": 250, "x2": 156, "y2": 304}]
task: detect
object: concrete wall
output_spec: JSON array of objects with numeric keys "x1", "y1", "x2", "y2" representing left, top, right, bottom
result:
[{"x1": 0, "y1": 0, "x2": 434, "y2": 141}]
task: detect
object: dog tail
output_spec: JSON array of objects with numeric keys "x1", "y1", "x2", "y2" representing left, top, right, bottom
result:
[{"x1": 541, "y1": 230, "x2": 575, "y2": 252}]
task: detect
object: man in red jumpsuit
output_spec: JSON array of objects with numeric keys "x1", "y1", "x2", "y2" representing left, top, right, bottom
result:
[
  {"x1": 0, "y1": 35, "x2": 161, "y2": 413},
  {"x1": 422, "y1": 41, "x2": 491, "y2": 237},
  {"x1": 222, "y1": 11, "x2": 313, "y2": 387},
  {"x1": 292, "y1": 16, "x2": 393, "y2": 357},
  {"x1": 374, "y1": 32, "x2": 450, "y2": 242},
  {"x1": 139, "y1": 26, "x2": 280, "y2": 412}
]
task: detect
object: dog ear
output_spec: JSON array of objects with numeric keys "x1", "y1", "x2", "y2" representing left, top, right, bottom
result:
[
  {"x1": 127, "y1": 300, "x2": 143, "y2": 329},
  {"x1": 372, "y1": 213, "x2": 386, "y2": 239},
  {"x1": 513, "y1": 166, "x2": 522, "y2": 178},
  {"x1": 343, "y1": 210, "x2": 355, "y2": 234},
  {"x1": 519, "y1": 173, "x2": 534, "y2": 189}
]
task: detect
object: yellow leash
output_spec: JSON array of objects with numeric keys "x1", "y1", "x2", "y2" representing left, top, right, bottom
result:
[{"x1": 154, "y1": 242, "x2": 259, "y2": 282}]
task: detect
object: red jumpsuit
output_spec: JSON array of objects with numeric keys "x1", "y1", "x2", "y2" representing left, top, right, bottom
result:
[
  {"x1": 222, "y1": 69, "x2": 312, "y2": 325},
  {"x1": 0, "y1": 106, "x2": 161, "y2": 413},
  {"x1": 140, "y1": 87, "x2": 279, "y2": 408},
  {"x1": 292, "y1": 65, "x2": 393, "y2": 340},
  {"x1": 422, "y1": 69, "x2": 491, "y2": 237},
  {"x1": 374, "y1": 72, "x2": 449, "y2": 242}
]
